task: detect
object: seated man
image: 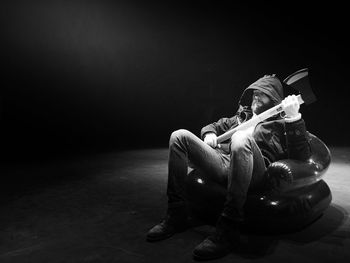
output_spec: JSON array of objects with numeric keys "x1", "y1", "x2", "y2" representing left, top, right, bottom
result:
[{"x1": 146, "y1": 74, "x2": 311, "y2": 260}]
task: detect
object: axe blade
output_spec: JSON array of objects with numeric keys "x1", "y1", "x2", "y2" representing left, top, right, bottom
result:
[{"x1": 283, "y1": 68, "x2": 317, "y2": 105}]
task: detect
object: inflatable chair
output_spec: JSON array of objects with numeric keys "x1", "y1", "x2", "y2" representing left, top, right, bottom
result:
[{"x1": 185, "y1": 132, "x2": 331, "y2": 232}]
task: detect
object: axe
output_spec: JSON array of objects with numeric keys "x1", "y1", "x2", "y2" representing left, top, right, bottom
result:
[
  {"x1": 282, "y1": 68, "x2": 317, "y2": 105},
  {"x1": 217, "y1": 68, "x2": 317, "y2": 144}
]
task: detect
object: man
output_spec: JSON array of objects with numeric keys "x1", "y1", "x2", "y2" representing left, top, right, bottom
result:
[{"x1": 146, "y1": 74, "x2": 311, "y2": 260}]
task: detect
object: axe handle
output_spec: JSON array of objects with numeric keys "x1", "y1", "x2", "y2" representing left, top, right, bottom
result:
[{"x1": 217, "y1": 94, "x2": 304, "y2": 144}]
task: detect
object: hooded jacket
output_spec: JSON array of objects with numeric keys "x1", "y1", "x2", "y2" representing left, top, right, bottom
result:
[{"x1": 200, "y1": 75, "x2": 311, "y2": 164}]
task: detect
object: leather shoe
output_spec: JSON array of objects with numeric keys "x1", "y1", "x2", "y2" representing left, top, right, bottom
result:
[
  {"x1": 147, "y1": 205, "x2": 189, "y2": 242},
  {"x1": 192, "y1": 216, "x2": 240, "y2": 260}
]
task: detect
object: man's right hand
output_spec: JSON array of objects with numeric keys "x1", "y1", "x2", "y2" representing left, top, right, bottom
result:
[{"x1": 204, "y1": 133, "x2": 218, "y2": 148}]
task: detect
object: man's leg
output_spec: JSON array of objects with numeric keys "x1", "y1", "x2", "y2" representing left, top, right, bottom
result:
[
  {"x1": 223, "y1": 131, "x2": 266, "y2": 222},
  {"x1": 193, "y1": 131, "x2": 266, "y2": 260},
  {"x1": 167, "y1": 129, "x2": 228, "y2": 206},
  {"x1": 147, "y1": 129, "x2": 227, "y2": 242}
]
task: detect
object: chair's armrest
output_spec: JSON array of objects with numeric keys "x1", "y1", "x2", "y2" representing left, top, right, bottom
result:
[{"x1": 266, "y1": 158, "x2": 329, "y2": 192}]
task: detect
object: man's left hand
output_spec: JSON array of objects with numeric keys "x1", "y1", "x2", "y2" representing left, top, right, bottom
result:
[{"x1": 282, "y1": 95, "x2": 302, "y2": 122}]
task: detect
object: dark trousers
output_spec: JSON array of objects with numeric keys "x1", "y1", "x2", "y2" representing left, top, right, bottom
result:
[{"x1": 166, "y1": 129, "x2": 266, "y2": 222}]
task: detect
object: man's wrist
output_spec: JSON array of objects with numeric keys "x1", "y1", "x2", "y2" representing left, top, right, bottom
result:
[{"x1": 285, "y1": 113, "x2": 302, "y2": 123}]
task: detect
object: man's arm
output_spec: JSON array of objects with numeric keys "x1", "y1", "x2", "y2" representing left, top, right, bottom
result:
[
  {"x1": 200, "y1": 116, "x2": 239, "y2": 140},
  {"x1": 200, "y1": 116, "x2": 240, "y2": 149},
  {"x1": 285, "y1": 119, "x2": 311, "y2": 161},
  {"x1": 283, "y1": 95, "x2": 311, "y2": 161}
]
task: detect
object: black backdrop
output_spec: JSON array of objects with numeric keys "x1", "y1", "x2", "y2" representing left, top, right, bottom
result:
[{"x1": 1, "y1": 1, "x2": 349, "y2": 161}]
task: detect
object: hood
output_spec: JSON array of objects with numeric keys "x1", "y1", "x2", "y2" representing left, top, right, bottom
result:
[{"x1": 238, "y1": 75, "x2": 284, "y2": 107}]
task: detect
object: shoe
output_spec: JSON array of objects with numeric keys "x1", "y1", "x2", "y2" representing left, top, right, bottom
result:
[
  {"x1": 147, "y1": 205, "x2": 188, "y2": 242},
  {"x1": 192, "y1": 215, "x2": 240, "y2": 260}
]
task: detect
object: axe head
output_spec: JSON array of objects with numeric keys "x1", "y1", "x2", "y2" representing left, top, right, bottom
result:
[{"x1": 283, "y1": 68, "x2": 317, "y2": 105}]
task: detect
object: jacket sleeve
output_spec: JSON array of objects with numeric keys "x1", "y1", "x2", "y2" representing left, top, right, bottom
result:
[
  {"x1": 285, "y1": 118, "x2": 311, "y2": 161},
  {"x1": 200, "y1": 116, "x2": 239, "y2": 140}
]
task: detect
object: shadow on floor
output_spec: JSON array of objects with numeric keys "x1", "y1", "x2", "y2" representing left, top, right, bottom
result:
[{"x1": 188, "y1": 203, "x2": 346, "y2": 260}]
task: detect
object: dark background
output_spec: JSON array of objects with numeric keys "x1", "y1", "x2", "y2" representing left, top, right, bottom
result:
[{"x1": 1, "y1": 1, "x2": 349, "y2": 161}]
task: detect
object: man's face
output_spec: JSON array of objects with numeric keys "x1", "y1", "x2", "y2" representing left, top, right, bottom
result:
[{"x1": 251, "y1": 90, "x2": 274, "y2": 114}]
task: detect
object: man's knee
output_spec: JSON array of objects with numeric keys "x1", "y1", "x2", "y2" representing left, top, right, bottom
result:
[
  {"x1": 230, "y1": 131, "x2": 252, "y2": 151},
  {"x1": 169, "y1": 129, "x2": 191, "y2": 145}
]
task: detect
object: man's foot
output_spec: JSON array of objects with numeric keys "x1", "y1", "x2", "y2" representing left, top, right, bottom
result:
[
  {"x1": 146, "y1": 215, "x2": 188, "y2": 242},
  {"x1": 192, "y1": 216, "x2": 240, "y2": 260},
  {"x1": 147, "y1": 205, "x2": 189, "y2": 242},
  {"x1": 193, "y1": 235, "x2": 233, "y2": 260}
]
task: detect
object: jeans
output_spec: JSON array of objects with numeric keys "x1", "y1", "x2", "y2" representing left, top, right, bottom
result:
[{"x1": 166, "y1": 129, "x2": 266, "y2": 222}]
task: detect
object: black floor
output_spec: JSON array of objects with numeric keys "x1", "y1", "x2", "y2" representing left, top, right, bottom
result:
[{"x1": 0, "y1": 147, "x2": 349, "y2": 263}]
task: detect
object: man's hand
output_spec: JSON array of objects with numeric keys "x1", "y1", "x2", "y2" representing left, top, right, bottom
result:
[
  {"x1": 204, "y1": 133, "x2": 218, "y2": 148},
  {"x1": 282, "y1": 95, "x2": 302, "y2": 122}
]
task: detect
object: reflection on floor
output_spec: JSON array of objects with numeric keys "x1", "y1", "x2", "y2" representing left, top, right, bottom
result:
[{"x1": 0, "y1": 147, "x2": 349, "y2": 263}]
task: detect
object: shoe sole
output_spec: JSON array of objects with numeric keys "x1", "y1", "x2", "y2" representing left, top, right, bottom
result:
[
  {"x1": 192, "y1": 249, "x2": 231, "y2": 261},
  {"x1": 146, "y1": 232, "x2": 174, "y2": 242},
  {"x1": 146, "y1": 225, "x2": 190, "y2": 242}
]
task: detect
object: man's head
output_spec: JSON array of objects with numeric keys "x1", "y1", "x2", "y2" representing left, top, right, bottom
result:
[
  {"x1": 239, "y1": 74, "x2": 284, "y2": 115},
  {"x1": 251, "y1": 89, "x2": 274, "y2": 114}
]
